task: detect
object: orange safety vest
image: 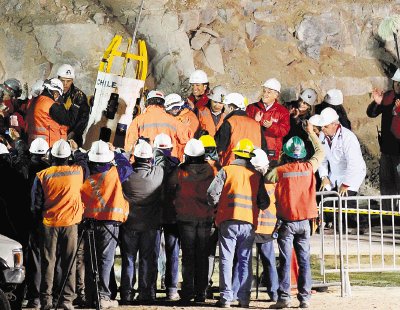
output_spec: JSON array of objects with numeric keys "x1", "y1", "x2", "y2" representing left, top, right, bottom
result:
[
  {"x1": 197, "y1": 106, "x2": 225, "y2": 137},
  {"x1": 275, "y1": 162, "x2": 318, "y2": 221},
  {"x1": 81, "y1": 166, "x2": 129, "y2": 222},
  {"x1": 25, "y1": 95, "x2": 68, "y2": 147},
  {"x1": 176, "y1": 108, "x2": 199, "y2": 136},
  {"x1": 220, "y1": 115, "x2": 262, "y2": 167},
  {"x1": 175, "y1": 164, "x2": 218, "y2": 221},
  {"x1": 255, "y1": 183, "x2": 277, "y2": 235},
  {"x1": 175, "y1": 108, "x2": 198, "y2": 160},
  {"x1": 36, "y1": 165, "x2": 85, "y2": 227},
  {"x1": 124, "y1": 105, "x2": 191, "y2": 160},
  {"x1": 215, "y1": 164, "x2": 262, "y2": 227}
]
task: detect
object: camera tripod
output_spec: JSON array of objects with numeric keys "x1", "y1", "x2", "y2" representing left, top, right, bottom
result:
[{"x1": 54, "y1": 218, "x2": 120, "y2": 310}]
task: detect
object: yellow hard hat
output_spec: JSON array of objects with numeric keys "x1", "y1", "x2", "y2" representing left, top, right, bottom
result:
[
  {"x1": 199, "y1": 135, "x2": 217, "y2": 148},
  {"x1": 232, "y1": 138, "x2": 255, "y2": 158}
]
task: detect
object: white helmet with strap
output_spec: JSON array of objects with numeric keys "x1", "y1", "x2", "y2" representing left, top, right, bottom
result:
[
  {"x1": 154, "y1": 133, "x2": 173, "y2": 149},
  {"x1": 57, "y1": 64, "x2": 75, "y2": 79},
  {"x1": 44, "y1": 78, "x2": 64, "y2": 96},
  {"x1": 51, "y1": 139, "x2": 71, "y2": 158},
  {"x1": 88, "y1": 140, "x2": 114, "y2": 163},
  {"x1": 223, "y1": 92, "x2": 246, "y2": 110},
  {"x1": 189, "y1": 70, "x2": 208, "y2": 84},
  {"x1": 133, "y1": 141, "x2": 153, "y2": 159},
  {"x1": 184, "y1": 139, "x2": 205, "y2": 157},
  {"x1": 29, "y1": 137, "x2": 49, "y2": 155}
]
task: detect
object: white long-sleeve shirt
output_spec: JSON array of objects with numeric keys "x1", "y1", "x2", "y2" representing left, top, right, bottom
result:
[{"x1": 318, "y1": 126, "x2": 366, "y2": 192}]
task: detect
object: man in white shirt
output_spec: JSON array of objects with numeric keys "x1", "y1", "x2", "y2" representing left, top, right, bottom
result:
[{"x1": 317, "y1": 107, "x2": 367, "y2": 234}]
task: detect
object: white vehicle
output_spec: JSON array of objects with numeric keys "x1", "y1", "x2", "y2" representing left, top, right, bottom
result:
[{"x1": 0, "y1": 234, "x2": 25, "y2": 310}]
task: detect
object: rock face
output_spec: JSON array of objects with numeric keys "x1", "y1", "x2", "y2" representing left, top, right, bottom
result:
[{"x1": 2, "y1": 0, "x2": 400, "y2": 194}]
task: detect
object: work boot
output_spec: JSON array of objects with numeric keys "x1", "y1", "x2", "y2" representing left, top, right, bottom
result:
[
  {"x1": 270, "y1": 300, "x2": 291, "y2": 309},
  {"x1": 26, "y1": 299, "x2": 41, "y2": 309},
  {"x1": 238, "y1": 301, "x2": 250, "y2": 308},
  {"x1": 167, "y1": 292, "x2": 180, "y2": 301},
  {"x1": 99, "y1": 298, "x2": 118, "y2": 309},
  {"x1": 300, "y1": 301, "x2": 310, "y2": 308},
  {"x1": 194, "y1": 294, "x2": 206, "y2": 303},
  {"x1": 59, "y1": 302, "x2": 74, "y2": 310},
  {"x1": 73, "y1": 295, "x2": 87, "y2": 308},
  {"x1": 215, "y1": 300, "x2": 231, "y2": 308},
  {"x1": 120, "y1": 291, "x2": 135, "y2": 305}
]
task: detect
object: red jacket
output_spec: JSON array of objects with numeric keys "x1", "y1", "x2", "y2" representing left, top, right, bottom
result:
[
  {"x1": 187, "y1": 93, "x2": 209, "y2": 109},
  {"x1": 169, "y1": 162, "x2": 218, "y2": 222},
  {"x1": 246, "y1": 100, "x2": 290, "y2": 161}
]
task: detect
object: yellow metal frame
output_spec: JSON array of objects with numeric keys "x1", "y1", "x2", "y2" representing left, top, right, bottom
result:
[{"x1": 98, "y1": 35, "x2": 148, "y2": 81}]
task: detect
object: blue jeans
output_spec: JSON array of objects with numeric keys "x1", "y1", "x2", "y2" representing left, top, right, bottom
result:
[
  {"x1": 163, "y1": 224, "x2": 180, "y2": 295},
  {"x1": 178, "y1": 220, "x2": 211, "y2": 300},
  {"x1": 85, "y1": 222, "x2": 119, "y2": 300},
  {"x1": 120, "y1": 227, "x2": 159, "y2": 300},
  {"x1": 258, "y1": 241, "x2": 279, "y2": 300},
  {"x1": 277, "y1": 220, "x2": 312, "y2": 303},
  {"x1": 218, "y1": 221, "x2": 254, "y2": 305}
]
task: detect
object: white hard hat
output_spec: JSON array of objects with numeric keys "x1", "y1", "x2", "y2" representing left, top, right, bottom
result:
[
  {"x1": 51, "y1": 139, "x2": 71, "y2": 158},
  {"x1": 133, "y1": 141, "x2": 153, "y2": 159},
  {"x1": 0, "y1": 143, "x2": 9, "y2": 154},
  {"x1": 308, "y1": 114, "x2": 323, "y2": 127},
  {"x1": 57, "y1": 64, "x2": 75, "y2": 79},
  {"x1": 208, "y1": 85, "x2": 227, "y2": 103},
  {"x1": 223, "y1": 92, "x2": 246, "y2": 110},
  {"x1": 392, "y1": 68, "x2": 400, "y2": 82},
  {"x1": 250, "y1": 148, "x2": 269, "y2": 170},
  {"x1": 44, "y1": 78, "x2": 64, "y2": 96},
  {"x1": 263, "y1": 78, "x2": 281, "y2": 93},
  {"x1": 319, "y1": 107, "x2": 339, "y2": 126},
  {"x1": 29, "y1": 137, "x2": 49, "y2": 155},
  {"x1": 30, "y1": 79, "x2": 44, "y2": 98},
  {"x1": 300, "y1": 88, "x2": 317, "y2": 106},
  {"x1": 88, "y1": 140, "x2": 114, "y2": 163},
  {"x1": 324, "y1": 89, "x2": 343, "y2": 106},
  {"x1": 184, "y1": 138, "x2": 205, "y2": 157},
  {"x1": 146, "y1": 90, "x2": 165, "y2": 101},
  {"x1": 164, "y1": 93, "x2": 184, "y2": 111},
  {"x1": 154, "y1": 133, "x2": 173, "y2": 149},
  {"x1": 189, "y1": 69, "x2": 208, "y2": 84}
]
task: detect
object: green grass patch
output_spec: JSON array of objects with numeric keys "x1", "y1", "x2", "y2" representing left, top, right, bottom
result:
[{"x1": 310, "y1": 254, "x2": 400, "y2": 287}]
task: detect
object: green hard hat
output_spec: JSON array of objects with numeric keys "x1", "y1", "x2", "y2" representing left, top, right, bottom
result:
[{"x1": 283, "y1": 136, "x2": 307, "y2": 159}]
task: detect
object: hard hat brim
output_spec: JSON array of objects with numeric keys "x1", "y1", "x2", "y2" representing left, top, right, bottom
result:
[{"x1": 88, "y1": 151, "x2": 114, "y2": 163}]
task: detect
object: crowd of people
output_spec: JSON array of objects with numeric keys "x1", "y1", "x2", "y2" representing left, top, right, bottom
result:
[{"x1": 0, "y1": 64, "x2": 399, "y2": 310}]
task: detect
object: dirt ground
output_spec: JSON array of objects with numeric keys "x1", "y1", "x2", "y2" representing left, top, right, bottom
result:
[{"x1": 103, "y1": 286, "x2": 400, "y2": 310}]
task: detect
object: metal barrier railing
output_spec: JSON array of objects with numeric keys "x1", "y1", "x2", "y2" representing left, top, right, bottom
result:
[{"x1": 317, "y1": 192, "x2": 400, "y2": 296}]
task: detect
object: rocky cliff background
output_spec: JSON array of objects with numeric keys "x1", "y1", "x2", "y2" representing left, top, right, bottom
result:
[{"x1": 2, "y1": 0, "x2": 400, "y2": 194}]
